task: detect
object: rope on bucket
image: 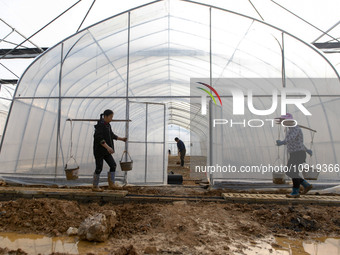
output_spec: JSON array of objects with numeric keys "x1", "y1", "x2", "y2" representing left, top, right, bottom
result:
[{"x1": 64, "y1": 119, "x2": 79, "y2": 180}]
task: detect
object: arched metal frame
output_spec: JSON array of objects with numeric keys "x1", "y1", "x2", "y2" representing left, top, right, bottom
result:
[{"x1": 1, "y1": 0, "x2": 340, "y2": 182}]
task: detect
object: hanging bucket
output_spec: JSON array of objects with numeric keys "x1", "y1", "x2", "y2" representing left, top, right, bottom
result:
[
  {"x1": 64, "y1": 156, "x2": 79, "y2": 180},
  {"x1": 302, "y1": 165, "x2": 320, "y2": 180},
  {"x1": 272, "y1": 172, "x2": 286, "y2": 184},
  {"x1": 120, "y1": 151, "x2": 133, "y2": 171}
]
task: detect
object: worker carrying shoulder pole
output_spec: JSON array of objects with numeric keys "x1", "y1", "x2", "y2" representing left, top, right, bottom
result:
[
  {"x1": 275, "y1": 113, "x2": 313, "y2": 198},
  {"x1": 92, "y1": 109, "x2": 127, "y2": 192},
  {"x1": 175, "y1": 137, "x2": 186, "y2": 167}
]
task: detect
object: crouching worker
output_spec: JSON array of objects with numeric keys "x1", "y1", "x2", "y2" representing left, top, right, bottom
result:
[
  {"x1": 276, "y1": 113, "x2": 313, "y2": 198},
  {"x1": 92, "y1": 109, "x2": 127, "y2": 192}
]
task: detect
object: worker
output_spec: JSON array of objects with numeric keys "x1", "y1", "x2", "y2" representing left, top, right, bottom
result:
[
  {"x1": 174, "y1": 137, "x2": 186, "y2": 167},
  {"x1": 276, "y1": 113, "x2": 313, "y2": 198},
  {"x1": 92, "y1": 109, "x2": 127, "y2": 192}
]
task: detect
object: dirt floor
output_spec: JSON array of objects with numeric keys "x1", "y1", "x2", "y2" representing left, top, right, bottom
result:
[
  {"x1": 0, "y1": 156, "x2": 340, "y2": 254},
  {"x1": 0, "y1": 197, "x2": 340, "y2": 255}
]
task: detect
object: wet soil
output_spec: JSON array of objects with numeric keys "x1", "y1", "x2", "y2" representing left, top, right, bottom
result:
[{"x1": 0, "y1": 198, "x2": 340, "y2": 254}]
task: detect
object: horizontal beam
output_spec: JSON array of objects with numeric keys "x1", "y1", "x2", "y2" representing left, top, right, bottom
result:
[
  {"x1": 313, "y1": 42, "x2": 340, "y2": 49},
  {"x1": 0, "y1": 47, "x2": 48, "y2": 59},
  {"x1": 66, "y1": 118, "x2": 131, "y2": 122},
  {"x1": 13, "y1": 94, "x2": 340, "y2": 100},
  {"x1": 0, "y1": 79, "x2": 18, "y2": 84}
]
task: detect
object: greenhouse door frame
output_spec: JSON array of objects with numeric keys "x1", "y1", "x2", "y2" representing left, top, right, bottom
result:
[{"x1": 128, "y1": 101, "x2": 167, "y2": 184}]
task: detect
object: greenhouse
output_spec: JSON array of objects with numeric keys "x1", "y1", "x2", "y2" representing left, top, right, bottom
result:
[{"x1": 1, "y1": 0, "x2": 340, "y2": 185}]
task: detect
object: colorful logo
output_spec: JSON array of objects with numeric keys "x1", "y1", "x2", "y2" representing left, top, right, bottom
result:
[
  {"x1": 197, "y1": 82, "x2": 222, "y2": 115},
  {"x1": 196, "y1": 82, "x2": 222, "y2": 106}
]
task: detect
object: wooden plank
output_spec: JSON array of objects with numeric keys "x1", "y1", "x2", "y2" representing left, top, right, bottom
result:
[{"x1": 222, "y1": 193, "x2": 340, "y2": 205}]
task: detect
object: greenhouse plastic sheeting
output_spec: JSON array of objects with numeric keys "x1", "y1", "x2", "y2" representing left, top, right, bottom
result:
[
  {"x1": 0, "y1": 0, "x2": 340, "y2": 185},
  {"x1": 203, "y1": 78, "x2": 340, "y2": 184}
]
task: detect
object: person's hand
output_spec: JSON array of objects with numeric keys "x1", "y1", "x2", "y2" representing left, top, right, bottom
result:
[
  {"x1": 306, "y1": 149, "x2": 313, "y2": 156},
  {"x1": 122, "y1": 137, "x2": 127, "y2": 142},
  {"x1": 107, "y1": 147, "x2": 114, "y2": 154},
  {"x1": 276, "y1": 140, "x2": 286, "y2": 146}
]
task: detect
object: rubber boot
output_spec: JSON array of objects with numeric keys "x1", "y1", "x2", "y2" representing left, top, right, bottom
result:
[
  {"x1": 301, "y1": 180, "x2": 313, "y2": 195},
  {"x1": 286, "y1": 187, "x2": 300, "y2": 198},
  {"x1": 108, "y1": 171, "x2": 116, "y2": 190},
  {"x1": 92, "y1": 173, "x2": 103, "y2": 192}
]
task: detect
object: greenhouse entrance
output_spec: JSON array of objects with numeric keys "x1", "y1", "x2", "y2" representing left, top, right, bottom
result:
[{"x1": 127, "y1": 101, "x2": 167, "y2": 185}]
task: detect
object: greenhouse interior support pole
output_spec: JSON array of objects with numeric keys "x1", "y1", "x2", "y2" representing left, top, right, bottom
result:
[
  {"x1": 145, "y1": 103, "x2": 148, "y2": 183},
  {"x1": 208, "y1": 100, "x2": 213, "y2": 185},
  {"x1": 163, "y1": 104, "x2": 166, "y2": 184},
  {"x1": 124, "y1": 11, "x2": 131, "y2": 185},
  {"x1": 282, "y1": 33, "x2": 286, "y2": 89},
  {"x1": 208, "y1": 7, "x2": 213, "y2": 184},
  {"x1": 55, "y1": 43, "x2": 64, "y2": 178},
  {"x1": 209, "y1": 7, "x2": 212, "y2": 88}
]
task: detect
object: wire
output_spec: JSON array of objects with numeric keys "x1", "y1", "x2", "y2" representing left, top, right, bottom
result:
[
  {"x1": 270, "y1": 0, "x2": 340, "y2": 43},
  {"x1": 248, "y1": 0, "x2": 264, "y2": 21},
  {"x1": 0, "y1": 18, "x2": 42, "y2": 51},
  {"x1": 0, "y1": 62, "x2": 19, "y2": 78},
  {"x1": 0, "y1": 39, "x2": 29, "y2": 48},
  {"x1": 77, "y1": 0, "x2": 96, "y2": 32},
  {"x1": 0, "y1": 0, "x2": 83, "y2": 61}
]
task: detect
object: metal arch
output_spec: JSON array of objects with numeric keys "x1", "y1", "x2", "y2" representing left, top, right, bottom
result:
[
  {"x1": 3, "y1": 0, "x2": 340, "y2": 152},
  {"x1": 14, "y1": 0, "x2": 340, "y2": 90},
  {"x1": 14, "y1": 0, "x2": 340, "y2": 96},
  {"x1": 178, "y1": 0, "x2": 340, "y2": 81}
]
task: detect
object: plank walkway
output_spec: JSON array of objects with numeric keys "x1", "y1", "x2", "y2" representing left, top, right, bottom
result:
[
  {"x1": 0, "y1": 187, "x2": 340, "y2": 205},
  {"x1": 222, "y1": 193, "x2": 340, "y2": 205},
  {"x1": 0, "y1": 186, "x2": 128, "y2": 202}
]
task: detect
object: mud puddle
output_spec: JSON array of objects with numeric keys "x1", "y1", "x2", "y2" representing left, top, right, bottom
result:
[
  {"x1": 0, "y1": 232, "x2": 109, "y2": 255},
  {"x1": 243, "y1": 236, "x2": 340, "y2": 255}
]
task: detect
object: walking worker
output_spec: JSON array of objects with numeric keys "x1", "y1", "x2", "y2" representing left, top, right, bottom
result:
[
  {"x1": 92, "y1": 109, "x2": 127, "y2": 192},
  {"x1": 276, "y1": 113, "x2": 313, "y2": 198},
  {"x1": 175, "y1": 137, "x2": 186, "y2": 167}
]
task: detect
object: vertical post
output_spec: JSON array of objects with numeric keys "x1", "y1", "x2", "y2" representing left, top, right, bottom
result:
[
  {"x1": 163, "y1": 104, "x2": 166, "y2": 184},
  {"x1": 209, "y1": 7, "x2": 212, "y2": 88},
  {"x1": 282, "y1": 33, "x2": 286, "y2": 89},
  {"x1": 55, "y1": 43, "x2": 64, "y2": 178},
  {"x1": 281, "y1": 32, "x2": 287, "y2": 166},
  {"x1": 208, "y1": 7, "x2": 213, "y2": 184},
  {"x1": 208, "y1": 100, "x2": 213, "y2": 184},
  {"x1": 124, "y1": 12, "x2": 131, "y2": 185},
  {"x1": 144, "y1": 103, "x2": 148, "y2": 183}
]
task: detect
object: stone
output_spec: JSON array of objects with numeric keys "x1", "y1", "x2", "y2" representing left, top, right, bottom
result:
[
  {"x1": 303, "y1": 215, "x2": 312, "y2": 221},
  {"x1": 144, "y1": 246, "x2": 157, "y2": 254},
  {"x1": 173, "y1": 201, "x2": 187, "y2": 206},
  {"x1": 78, "y1": 210, "x2": 117, "y2": 242},
  {"x1": 66, "y1": 227, "x2": 78, "y2": 236}
]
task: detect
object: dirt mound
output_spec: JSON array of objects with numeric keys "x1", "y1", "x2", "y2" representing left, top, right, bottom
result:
[{"x1": 0, "y1": 199, "x2": 88, "y2": 236}]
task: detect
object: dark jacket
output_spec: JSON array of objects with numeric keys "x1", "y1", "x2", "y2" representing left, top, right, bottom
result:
[
  {"x1": 93, "y1": 119, "x2": 118, "y2": 158},
  {"x1": 177, "y1": 139, "x2": 186, "y2": 152}
]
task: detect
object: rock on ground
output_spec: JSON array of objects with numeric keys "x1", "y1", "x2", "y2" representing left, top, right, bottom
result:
[
  {"x1": 66, "y1": 227, "x2": 78, "y2": 236},
  {"x1": 78, "y1": 210, "x2": 117, "y2": 242}
]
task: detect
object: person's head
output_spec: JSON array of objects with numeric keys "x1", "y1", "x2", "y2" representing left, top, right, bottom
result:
[
  {"x1": 100, "y1": 109, "x2": 114, "y2": 123},
  {"x1": 174, "y1": 137, "x2": 179, "y2": 142},
  {"x1": 275, "y1": 113, "x2": 295, "y2": 126}
]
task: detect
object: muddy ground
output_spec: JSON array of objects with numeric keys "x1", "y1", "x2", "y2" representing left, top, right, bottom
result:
[
  {"x1": 0, "y1": 197, "x2": 340, "y2": 255},
  {"x1": 0, "y1": 155, "x2": 339, "y2": 254}
]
